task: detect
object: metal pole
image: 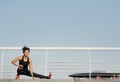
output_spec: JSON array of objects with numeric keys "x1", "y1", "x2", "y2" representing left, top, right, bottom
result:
[
  {"x1": 45, "y1": 49, "x2": 48, "y2": 75},
  {"x1": 88, "y1": 50, "x2": 91, "y2": 80},
  {"x1": 1, "y1": 50, "x2": 4, "y2": 79}
]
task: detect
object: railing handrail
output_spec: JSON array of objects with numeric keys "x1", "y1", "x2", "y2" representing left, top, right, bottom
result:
[{"x1": 0, "y1": 47, "x2": 120, "y2": 50}]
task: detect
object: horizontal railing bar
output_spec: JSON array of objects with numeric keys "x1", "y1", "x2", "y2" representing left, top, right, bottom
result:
[
  {"x1": 48, "y1": 61, "x2": 120, "y2": 63},
  {"x1": 0, "y1": 47, "x2": 120, "y2": 50},
  {"x1": 48, "y1": 65, "x2": 120, "y2": 66},
  {"x1": 2, "y1": 61, "x2": 120, "y2": 65}
]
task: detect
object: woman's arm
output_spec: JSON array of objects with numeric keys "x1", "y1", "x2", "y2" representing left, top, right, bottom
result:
[
  {"x1": 11, "y1": 56, "x2": 22, "y2": 67},
  {"x1": 29, "y1": 59, "x2": 34, "y2": 79}
]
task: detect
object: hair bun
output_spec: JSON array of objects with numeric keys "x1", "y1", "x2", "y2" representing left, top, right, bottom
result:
[{"x1": 22, "y1": 46, "x2": 30, "y2": 53}]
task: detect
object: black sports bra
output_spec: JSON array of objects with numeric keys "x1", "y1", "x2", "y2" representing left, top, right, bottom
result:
[{"x1": 19, "y1": 56, "x2": 29, "y2": 70}]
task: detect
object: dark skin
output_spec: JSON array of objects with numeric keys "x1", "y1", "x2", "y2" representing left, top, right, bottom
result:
[{"x1": 11, "y1": 50, "x2": 34, "y2": 79}]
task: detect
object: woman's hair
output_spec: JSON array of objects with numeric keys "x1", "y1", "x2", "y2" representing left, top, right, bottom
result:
[{"x1": 22, "y1": 46, "x2": 30, "y2": 53}]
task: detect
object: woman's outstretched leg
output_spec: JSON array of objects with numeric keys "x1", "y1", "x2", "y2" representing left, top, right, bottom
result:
[
  {"x1": 25, "y1": 71, "x2": 52, "y2": 79},
  {"x1": 33, "y1": 72, "x2": 52, "y2": 79}
]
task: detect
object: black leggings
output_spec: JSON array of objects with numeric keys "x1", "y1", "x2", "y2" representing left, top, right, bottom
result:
[{"x1": 17, "y1": 68, "x2": 49, "y2": 79}]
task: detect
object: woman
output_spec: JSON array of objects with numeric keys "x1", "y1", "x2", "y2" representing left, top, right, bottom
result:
[{"x1": 11, "y1": 46, "x2": 52, "y2": 80}]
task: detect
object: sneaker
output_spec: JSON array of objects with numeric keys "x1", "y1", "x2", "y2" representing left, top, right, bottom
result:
[
  {"x1": 48, "y1": 72, "x2": 52, "y2": 79},
  {"x1": 15, "y1": 75, "x2": 19, "y2": 80}
]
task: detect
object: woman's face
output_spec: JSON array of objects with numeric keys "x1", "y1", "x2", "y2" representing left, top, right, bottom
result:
[{"x1": 24, "y1": 50, "x2": 29, "y2": 57}]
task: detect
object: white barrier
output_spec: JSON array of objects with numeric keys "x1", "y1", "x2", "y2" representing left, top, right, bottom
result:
[{"x1": 0, "y1": 47, "x2": 120, "y2": 79}]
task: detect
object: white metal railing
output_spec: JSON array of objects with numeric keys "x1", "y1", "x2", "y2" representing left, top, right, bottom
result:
[{"x1": 0, "y1": 47, "x2": 120, "y2": 79}]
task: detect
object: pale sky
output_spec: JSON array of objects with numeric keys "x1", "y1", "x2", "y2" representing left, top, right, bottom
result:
[{"x1": 0, "y1": 0, "x2": 120, "y2": 47}]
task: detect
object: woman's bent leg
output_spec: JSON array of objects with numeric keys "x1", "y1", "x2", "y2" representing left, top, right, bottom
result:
[{"x1": 15, "y1": 68, "x2": 24, "y2": 80}]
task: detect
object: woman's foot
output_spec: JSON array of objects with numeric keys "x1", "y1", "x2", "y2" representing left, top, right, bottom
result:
[
  {"x1": 48, "y1": 72, "x2": 52, "y2": 79},
  {"x1": 15, "y1": 75, "x2": 19, "y2": 80}
]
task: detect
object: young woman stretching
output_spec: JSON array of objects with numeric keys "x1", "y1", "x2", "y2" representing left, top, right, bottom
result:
[{"x1": 11, "y1": 46, "x2": 52, "y2": 80}]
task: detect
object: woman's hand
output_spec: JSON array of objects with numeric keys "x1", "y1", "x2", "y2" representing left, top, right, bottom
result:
[
  {"x1": 18, "y1": 65, "x2": 23, "y2": 70},
  {"x1": 32, "y1": 76, "x2": 35, "y2": 80},
  {"x1": 19, "y1": 65, "x2": 23, "y2": 67}
]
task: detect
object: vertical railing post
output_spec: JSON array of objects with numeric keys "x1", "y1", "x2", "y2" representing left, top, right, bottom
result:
[
  {"x1": 88, "y1": 50, "x2": 91, "y2": 80},
  {"x1": 1, "y1": 50, "x2": 4, "y2": 79},
  {"x1": 45, "y1": 49, "x2": 48, "y2": 75}
]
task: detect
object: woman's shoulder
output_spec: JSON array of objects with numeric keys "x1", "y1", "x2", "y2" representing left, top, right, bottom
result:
[
  {"x1": 29, "y1": 58, "x2": 32, "y2": 63},
  {"x1": 18, "y1": 55, "x2": 23, "y2": 60}
]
